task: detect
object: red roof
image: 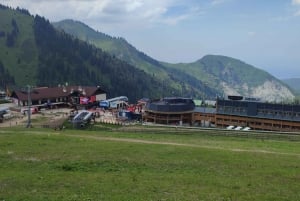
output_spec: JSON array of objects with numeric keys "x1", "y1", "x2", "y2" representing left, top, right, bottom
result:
[{"x1": 11, "y1": 86, "x2": 106, "y2": 101}]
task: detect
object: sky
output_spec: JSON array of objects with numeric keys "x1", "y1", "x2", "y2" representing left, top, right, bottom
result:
[{"x1": 1, "y1": 0, "x2": 300, "y2": 79}]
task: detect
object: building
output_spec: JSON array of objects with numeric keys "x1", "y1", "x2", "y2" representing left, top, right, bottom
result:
[
  {"x1": 143, "y1": 96, "x2": 300, "y2": 132},
  {"x1": 10, "y1": 86, "x2": 106, "y2": 109},
  {"x1": 142, "y1": 97, "x2": 195, "y2": 125},
  {"x1": 215, "y1": 98, "x2": 300, "y2": 132},
  {"x1": 99, "y1": 96, "x2": 128, "y2": 109}
]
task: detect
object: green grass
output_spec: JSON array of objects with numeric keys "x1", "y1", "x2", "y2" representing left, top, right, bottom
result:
[{"x1": 0, "y1": 128, "x2": 300, "y2": 200}]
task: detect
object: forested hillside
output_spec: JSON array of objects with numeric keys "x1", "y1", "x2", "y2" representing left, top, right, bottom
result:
[
  {"x1": 53, "y1": 20, "x2": 169, "y2": 80},
  {"x1": 0, "y1": 4, "x2": 37, "y2": 86},
  {"x1": 53, "y1": 19, "x2": 295, "y2": 102},
  {"x1": 53, "y1": 20, "x2": 219, "y2": 99},
  {"x1": 0, "y1": 5, "x2": 186, "y2": 101},
  {"x1": 0, "y1": 5, "x2": 295, "y2": 102}
]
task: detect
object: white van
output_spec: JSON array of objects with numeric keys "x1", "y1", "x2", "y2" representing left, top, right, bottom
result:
[
  {"x1": 234, "y1": 126, "x2": 243, "y2": 130},
  {"x1": 226, "y1": 125, "x2": 235, "y2": 130}
]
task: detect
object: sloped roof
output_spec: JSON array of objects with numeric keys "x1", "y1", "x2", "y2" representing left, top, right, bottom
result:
[{"x1": 11, "y1": 86, "x2": 106, "y2": 101}]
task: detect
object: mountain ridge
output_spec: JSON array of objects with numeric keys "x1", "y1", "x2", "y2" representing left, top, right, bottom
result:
[
  {"x1": 53, "y1": 19, "x2": 295, "y2": 102},
  {"x1": 0, "y1": 5, "x2": 186, "y2": 101},
  {"x1": 53, "y1": 19, "x2": 219, "y2": 99},
  {"x1": 163, "y1": 55, "x2": 295, "y2": 102},
  {"x1": 0, "y1": 5, "x2": 295, "y2": 102}
]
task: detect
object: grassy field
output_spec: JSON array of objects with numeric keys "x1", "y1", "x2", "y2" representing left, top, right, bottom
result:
[{"x1": 0, "y1": 127, "x2": 300, "y2": 201}]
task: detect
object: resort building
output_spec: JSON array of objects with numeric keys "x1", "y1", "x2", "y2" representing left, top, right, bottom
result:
[
  {"x1": 215, "y1": 98, "x2": 300, "y2": 132},
  {"x1": 142, "y1": 97, "x2": 195, "y2": 125},
  {"x1": 143, "y1": 96, "x2": 300, "y2": 132},
  {"x1": 10, "y1": 86, "x2": 106, "y2": 109}
]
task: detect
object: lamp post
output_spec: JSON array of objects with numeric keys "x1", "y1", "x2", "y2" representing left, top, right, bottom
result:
[{"x1": 26, "y1": 85, "x2": 31, "y2": 128}]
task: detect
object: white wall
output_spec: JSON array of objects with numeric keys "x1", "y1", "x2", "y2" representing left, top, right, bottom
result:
[{"x1": 96, "y1": 94, "x2": 106, "y2": 101}]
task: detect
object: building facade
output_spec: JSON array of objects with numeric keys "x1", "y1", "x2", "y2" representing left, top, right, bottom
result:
[
  {"x1": 215, "y1": 99, "x2": 300, "y2": 132},
  {"x1": 143, "y1": 96, "x2": 300, "y2": 132},
  {"x1": 11, "y1": 86, "x2": 106, "y2": 109},
  {"x1": 142, "y1": 97, "x2": 195, "y2": 125}
]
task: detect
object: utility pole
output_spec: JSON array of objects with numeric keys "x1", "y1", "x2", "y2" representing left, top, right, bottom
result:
[{"x1": 26, "y1": 85, "x2": 31, "y2": 128}]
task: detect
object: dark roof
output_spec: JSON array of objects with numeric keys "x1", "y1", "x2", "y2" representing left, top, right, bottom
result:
[
  {"x1": 146, "y1": 97, "x2": 195, "y2": 112},
  {"x1": 11, "y1": 86, "x2": 106, "y2": 101},
  {"x1": 216, "y1": 99, "x2": 300, "y2": 122}
]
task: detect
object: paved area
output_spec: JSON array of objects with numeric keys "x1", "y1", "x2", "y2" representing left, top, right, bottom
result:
[
  {"x1": 0, "y1": 107, "x2": 72, "y2": 128},
  {"x1": 0, "y1": 105, "x2": 121, "y2": 128}
]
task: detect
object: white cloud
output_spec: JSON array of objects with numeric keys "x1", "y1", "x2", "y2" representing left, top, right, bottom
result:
[
  {"x1": 162, "y1": 14, "x2": 190, "y2": 25},
  {"x1": 0, "y1": 0, "x2": 200, "y2": 27},
  {"x1": 125, "y1": 0, "x2": 143, "y2": 12},
  {"x1": 294, "y1": 9, "x2": 300, "y2": 16},
  {"x1": 292, "y1": 0, "x2": 300, "y2": 5},
  {"x1": 292, "y1": 0, "x2": 300, "y2": 16}
]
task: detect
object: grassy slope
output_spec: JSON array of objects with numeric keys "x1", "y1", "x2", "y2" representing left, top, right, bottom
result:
[
  {"x1": 52, "y1": 20, "x2": 172, "y2": 82},
  {"x1": 0, "y1": 128, "x2": 299, "y2": 200},
  {"x1": 0, "y1": 8, "x2": 38, "y2": 86}
]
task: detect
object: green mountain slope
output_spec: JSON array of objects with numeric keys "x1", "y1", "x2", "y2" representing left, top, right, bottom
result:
[
  {"x1": 163, "y1": 55, "x2": 275, "y2": 91},
  {"x1": 53, "y1": 20, "x2": 168, "y2": 79},
  {"x1": 1, "y1": 6, "x2": 295, "y2": 102},
  {"x1": 0, "y1": 5, "x2": 182, "y2": 101},
  {"x1": 163, "y1": 55, "x2": 295, "y2": 102},
  {"x1": 53, "y1": 19, "x2": 295, "y2": 102},
  {"x1": 52, "y1": 20, "x2": 220, "y2": 99},
  {"x1": 0, "y1": 5, "x2": 37, "y2": 86}
]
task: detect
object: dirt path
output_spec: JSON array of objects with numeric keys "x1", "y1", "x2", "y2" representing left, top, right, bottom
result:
[
  {"x1": 60, "y1": 133, "x2": 300, "y2": 157},
  {"x1": 1, "y1": 130, "x2": 299, "y2": 157}
]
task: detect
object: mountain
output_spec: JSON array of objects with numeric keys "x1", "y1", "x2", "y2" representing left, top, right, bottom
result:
[
  {"x1": 53, "y1": 19, "x2": 218, "y2": 99},
  {"x1": 53, "y1": 19, "x2": 295, "y2": 102},
  {"x1": 163, "y1": 55, "x2": 295, "y2": 102},
  {"x1": 282, "y1": 78, "x2": 300, "y2": 95},
  {"x1": 0, "y1": 5, "x2": 184, "y2": 101}
]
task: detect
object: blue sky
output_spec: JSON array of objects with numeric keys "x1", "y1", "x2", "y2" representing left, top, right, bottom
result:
[{"x1": 1, "y1": 0, "x2": 300, "y2": 79}]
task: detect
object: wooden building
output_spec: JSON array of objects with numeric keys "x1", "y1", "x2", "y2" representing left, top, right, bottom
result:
[
  {"x1": 215, "y1": 98, "x2": 300, "y2": 132},
  {"x1": 142, "y1": 97, "x2": 195, "y2": 125},
  {"x1": 143, "y1": 96, "x2": 300, "y2": 132},
  {"x1": 10, "y1": 86, "x2": 106, "y2": 109}
]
